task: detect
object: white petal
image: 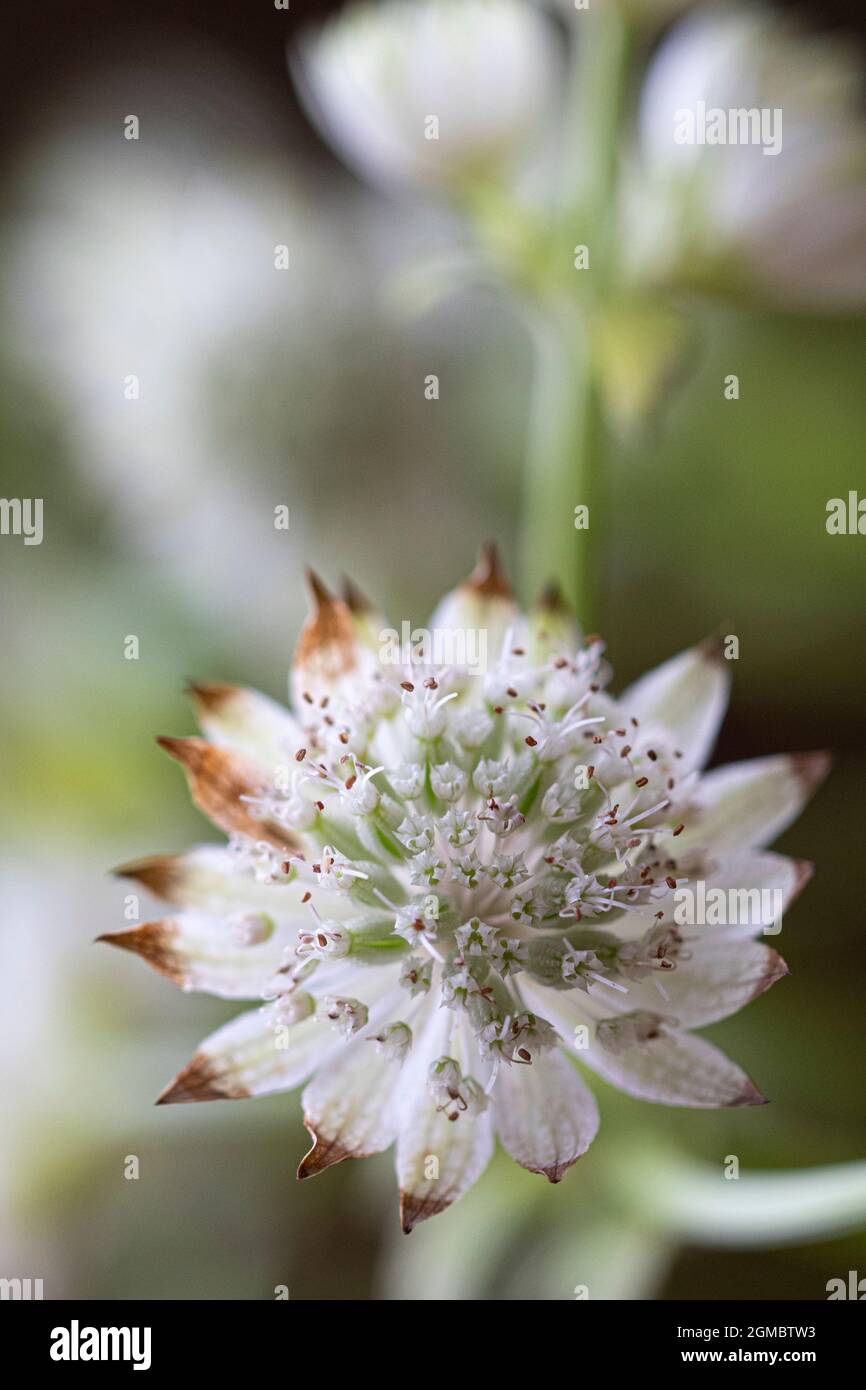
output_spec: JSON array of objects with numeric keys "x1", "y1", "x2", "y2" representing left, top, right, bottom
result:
[
  {"x1": 291, "y1": 570, "x2": 378, "y2": 707},
  {"x1": 115, "y1": 844, "x2": 354, "y2": 921},
  {"x1": 582, "y1": 1026, "x2": 764, "y2": 1109},
  {"x1": 520, "y1": 980, "x2": 764, "y2": 1108},
  {"x1": 100, "y1": 909, "x2": 290, "y2": 999},
  {"x1": 298, "y1": 1033, "x2": 402, "y2": 1178},
  {"x1": 493, "y1": 1047, "x2": 598, "y2": 1182},
  {"x1": 619, "y1": 640, "x2": 729, "y2": 772},
  {"x1": 395, "y1": 1009, "x2": 495, "y2": 1231},
  {"x1": 156, "y1": 1008, "x2": 336, "y2": 1104},
  {"x1": 689, "y1": 850, "x2": 812, "y2": 940},
  {"x1": 527, "y1": 587, "x2": 581, "y2": 662},
  {"x1": 610, "y1": 850, "x2": 811, "y2": 943},
  {"x1": 292, "y1": 0, "x2": 560, "y2": 194},
  {"x1": 677, "y1": 752, "x2": 829, "y2": 854},
  {"x1": 188, "y1": 681, "x2": 303, "y2": 769},
  {"x1": 156, "y1": 966, "x2": 398, "y2": 1103},
  {"x1": 639, "y1": 9, "x2": 774, "y2": 177},
  {"x1": 620, "y1": 938, "x2": 788, "y2": 1029},
  {"x1": 427, "y1": 544, "x2": 520, "y2": 680},
  {"x1": 156, "y1": 736, "x2": 295, "y2": 847}
]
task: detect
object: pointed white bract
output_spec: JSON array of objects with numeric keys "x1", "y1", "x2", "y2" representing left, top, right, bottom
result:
[{"x1": 106, "y1": 552, "x2": 827, "y2": 1229}]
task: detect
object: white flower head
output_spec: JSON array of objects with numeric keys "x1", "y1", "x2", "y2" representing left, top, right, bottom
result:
[{"x1": 108, "y1": 552, "x2": 828, "y2": 1230}]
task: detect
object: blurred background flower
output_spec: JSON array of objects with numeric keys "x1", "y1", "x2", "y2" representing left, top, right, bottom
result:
[
  {"x1": 1, "y1": 0, "x2": 865, "y2": 1299},
  {"x1": 291, "y1": 0, "x2": 866, "y2": 610},
  {"x1": 627, "y1": 4, "x2": 866, "y2": 308},
  {"x1": 294, "y1": 0, "x2": 563, "y2": 195}
]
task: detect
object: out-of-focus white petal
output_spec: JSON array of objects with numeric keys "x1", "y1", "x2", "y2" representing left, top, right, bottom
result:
[
  {"x1": 631, "y1": 5, "x2": 866, "y2": 308},
  {"x1": 292, "y1": 0, "x2": 561, "y2": 194}
]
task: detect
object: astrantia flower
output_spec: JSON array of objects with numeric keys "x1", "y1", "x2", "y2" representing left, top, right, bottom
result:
[
  {"x1": 292, "y1": 0, "x2": 561, "y2": 194},
  {"x1": 105, "y1": 547, "x2": 828, "y2": 1231},
  {"x1": 627, "y1": 5, "x2": 866, "y2": 309}
]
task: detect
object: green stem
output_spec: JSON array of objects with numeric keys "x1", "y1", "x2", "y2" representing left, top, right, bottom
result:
[
  {"x1": 519, "y1": 309, "x2": 601, "y2": 623},
  {"x1": 518, "y1": 5, "x2": 632, "y2": 624}
]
